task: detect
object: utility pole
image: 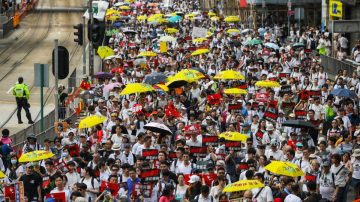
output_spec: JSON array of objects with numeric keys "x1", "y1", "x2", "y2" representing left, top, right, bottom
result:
[
  {"x1": 54, "y1": 39, "x2": 59, "y2": 122},
  {"x1": 287, "y1": 0, "x2": 291, "y2": 36},
  {"x1": 82, "y1": 16, "x2": 86, "y2": 75},
  {"x1": 89, "y1": 0, "x2": 94, "y2": 77}
]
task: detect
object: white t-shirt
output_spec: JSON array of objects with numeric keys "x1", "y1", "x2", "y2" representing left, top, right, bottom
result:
[
  {"x1": 265, "y1": 149, "x2": 284, "y2": 161},
  {"x1": 352, "y1": 159, "x2": 360, "y2": 179},
  {"x1": 175, "y1": 162, "x2": 193, "y2": 174},
  {"x1": 251, "y1": 186, "x2": 273, "y2": 202},
  {"x1": 331, "y1": 163, "x2": 351, "y2": 187},
  {"x1": 284, "y1": 194, "x2": 302, "y2": 202},
  {"x1": 81, "y1": 177, "x2": 100, "y2": 201},
  {"x1": 317, "y1": 172, "x2": 335, "y2": 201},
  {"x1": 65, "y1": 171, "x2": 80, "y2": 188}
]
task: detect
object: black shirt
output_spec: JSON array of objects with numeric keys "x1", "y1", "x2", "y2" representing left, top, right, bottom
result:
[{"x1": 19, "y1": 173, "x2": 41, "y2": 200}]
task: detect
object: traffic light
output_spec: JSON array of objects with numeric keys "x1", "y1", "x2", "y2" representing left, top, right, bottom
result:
[
  {"x1": 52, "y1": 46, "x2": 69, "y2": 80},
  {"x1": 73, "y1": 23, "x2": 83, "y2": 46},
  {"x1": 88, "y1": 19, "x2": 105, "y2": 49}
]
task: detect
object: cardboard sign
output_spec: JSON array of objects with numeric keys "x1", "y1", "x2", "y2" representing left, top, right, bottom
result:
[
  {"x1": 279, "y1": 73, "x2": 290, "y2": 78},
  {"x1": 224, "y1": 141, "x2": 242, "y2": 151},
  {"x1": 255, "y1": 130, "x2": 264, "y2": 142},
  {"x1": 228, "y1": 104, "x2": 243, "y2": 114},
  {"x1": 295, "y1": 110, "x2": 307, "y2": 120},
  {"x1": 255, "y1": 92, "x2": 269, "y2": 103},
  {"x1": 194, "y1": 160, "x2": 213, "y2": 171},
  {"x1": 264, "y1": 111, "x2": 278, "y2": 123},
  {"x1": 268, "y1": 100, "x2": 278, "y2": 108},
  {"x1": 191, "y1": 27, "x2": 207, "y2": 39},
  {"x1": 190, "y1": 146, "x2": 208, "y2": 157},
  {"x1": 202, "y1": 135, "x2": 219, "y2": 146},
  {"x1": 160, "y1": 41, "x2": 167, "y2": 53},
  {"x1": 134, "y1": 184, "x2": 153, "y2": 198},
  {"x1": 100, "y1": 181, "x2": 120, "y2": 197},
  {"x1": 309, "y1": 90, "x2": 321, "y2": 98},
  {"x1": 282, "y1": 102, "x2": 296, "y2": 110},
  {"x1": 279, "y1": 85, "x2": 292, "y2": 96},
  {"x1": 140, "y1": 169, "x2": 160, "y2": 182},
  {"x1": 142, "y1": 149, "x2": 159, "y2": 160}
]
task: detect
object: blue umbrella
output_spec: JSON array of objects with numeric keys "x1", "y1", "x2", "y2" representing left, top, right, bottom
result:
[
  {"x1": 168, "y1": 15, "x2": 181, "y2": 23},
  {"x1": 330, "y1": 88, "x2": 357, "y2": 98},
  {"x1": 143, "y1": 72, "x2": 168, "y2": 85},
  {"x1": 112, "y1": 22, "x2": 122, "y2": 27}
]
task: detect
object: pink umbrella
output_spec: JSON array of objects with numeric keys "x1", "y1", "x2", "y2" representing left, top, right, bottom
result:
[
  {"x1": 103, "y1": 82, "x2": 121, "y2": 93},
  {"x1": 133, "y1": 3, "x2": 142, "y2": 7}
]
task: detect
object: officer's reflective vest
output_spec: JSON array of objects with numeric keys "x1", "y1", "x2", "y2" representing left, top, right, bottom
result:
[{"x1": 13, "y1": 84, "x2": 27, "y2": 98}]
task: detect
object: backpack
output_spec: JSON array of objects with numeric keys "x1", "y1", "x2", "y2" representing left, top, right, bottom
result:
[{"x1": 194, "y1": 194, "x2": 214, "y2": 202}]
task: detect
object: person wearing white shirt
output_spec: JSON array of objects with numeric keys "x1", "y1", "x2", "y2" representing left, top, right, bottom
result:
[
  {"x1": 51, "y1": 175, "x2": 72, "y2": 202},
  {"x1": 65, "y1": 161, "x2": 80, "y2": 189},
  {"x1": 284, "y1": 184, "x2": 302, "y2": 202},
  {"x1": 252, "y1": 173, "x2": 273, "y2": 202},
  {"x1": 330, "y1": 153, "x2": 351, "y2": 202},
  {"x1": 186, "y1": 134, "x2": 202, "y2": 147},
  {"x1": 175, "y1": 152, "x2": 193, "y2": 175},
  {"x1": 135, "y1": 136, "x2": 155, "y2": 156},
  {"x1": 317, "y1": 161, "x2": 335, "y2": 201},
  {"x1": 265, "y1": 140, "x2": 284, "y2": 161},
  {"x1": 350, "y1": 149, "x2": 360, "y2": 199}
]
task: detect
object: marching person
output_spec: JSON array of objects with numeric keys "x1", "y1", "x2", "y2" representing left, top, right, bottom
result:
[{"x1": 12, "y1": 77, "x2": 34, "y2": 124}]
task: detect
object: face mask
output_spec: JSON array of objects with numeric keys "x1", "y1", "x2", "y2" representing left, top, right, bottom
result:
[
  {"x1": 11, "y1": 159, "x2": 17, "y2": 164},
  {"x1": 62, "y1": 152, "x2": 69, "y2": 157}
]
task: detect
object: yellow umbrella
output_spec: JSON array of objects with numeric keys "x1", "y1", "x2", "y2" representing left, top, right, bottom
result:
[
  {"x1": 79, "y1": 115, "x2": 107, "y2": 129},
  {"x1": 227, "y1": 29, "x2": 241, "y2": 34},
  {"x1": 224, "y1": 16, "x2": 240, "y2": 22},
  {"x1": 208, "y1": 11, "x2": 217, "y2": 17},
  {"x1": 154, "y1": 84, "x2": 169, "y2": 92},
  {"x1": 192, "y1": 38, "x2": 208, "y2": 43},
  {"x1": 173, "y1": 69, "x2": 205, "y2": 81},
  {"x1": 223, "y1": 180, "x2": 264, "y2": 192},
  {"x1": 19, "y1": 150, "x2": 55, "y2": 163},
  {"x1": 218, "y1": 132, "x2": 248, "y2": 142},
  {"x1": 0, "y1": 171, "x2": 6, "y2": 178},
  {"x1": 165, "y1": 28, "x2": 179, "y2": 34},
  {"x1": 119, "y1": 5, "x2": 131, "y2": 10},
  {"x1": 210, "y1": 16, "x2": 220, "y2": 21},
  {"x1": 206, "y1": 31, "x2": 213, "y2": 37},
  {"x1": 137, "y1": 15, "x2": 148, "y2": 21},
  {"x1": 191, "y1": 48, "x2": 210, "y2": 56},
  {"x1": 264, "y1": 161, "x2": 305, "y2": 177},
  {"x1": 185, "y1": 13, "x2": 197, "y2": 18},
  {"x1": 255, "y1": 80, "x2": 281, "y2": 88},
  {"x1": 125, "y1": 0, "x2": 135, "y2": 3},
  {"x1": 120, "y1": 83, "x2": 155, "y2": 95},
  {"x1": 138, "y1": 51, "x2": 157, "y2": 57},
  {"x1": 159, "y1": 19, "x2": 168, "y2": 24},
  {"x1": 106, "y1": 9, "x2": 121, "y2": 15},
  {"x1": 214, "y1": 70, "x2": 245, "y2": 80},
  {"x1": 224, "y1": 88, "x2": 248, "y2": 95},
  {"x1": 106, "y1": 15, "x2": 120, "y2": 21},
  {"x1": 97, "y1": 46, "x2": 115, "y2": 59},
  {"x1": 151, "y1": 13, "x2": 164, "y2": 18}
]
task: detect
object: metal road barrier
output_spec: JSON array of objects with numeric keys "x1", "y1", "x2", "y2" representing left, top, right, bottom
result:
[{"x1": 320, "y1": 55, "x2": 359, "y2": 76}]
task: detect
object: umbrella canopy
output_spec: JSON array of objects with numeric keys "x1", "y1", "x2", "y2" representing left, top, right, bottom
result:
[
  {"x1": 119, "y1": 5, "x2": 131, "y2": 10},
  {"x1": 97, "y1": 46, "x2": 115, "y2": 59},
  {"x1": 144, "y1": 122, "x2": 173, "y2": 135},
  {"x1": 210, "y1": 16, "x2": 220, "y2": 21},
  {"x1": 265, "y1": 42, "x2": 280, "y2": 50},
  {"x1": 168, "y1": 15, "x2": 181, "y2": 23},
  {"x1": 214, "y1": 70, "x2": 245, "y2": 80},
  {"x1": 172, "y1": 69, "x2": 205, "y2": 81},
  {"x1": 103, "y1": 82, "x2": 121, "y2": 92},
  {"x1": 330, "y1": 88, "x2": 357, "y2": 98},
  {"x1": 191, "y1": 67, "x2": 206, "y2": 75},
  {"x1": 208, "y1": 11, "x2": 217, "y2": 17},
  {"x1": 165, "y1": 28, "x2": 179, "y2": 34},
  {"x1": 19, "y1": 150, "x2": 55, "y2": 163},
  {"x1": 79, "y1": 115, "x2": 107, "y2": 129},
  {"x1": 123, "y1": 30, "x2": 137, "y2": 34},
  {"x1": 245, "y1": 39, "x2": 262, "y2": 46},
  {"x1": 138, "y1": 51, "x2": 157, "y2": 57},
  {"x1": 218, "y1": 132, "x2": 248, "y2": 142},
  {"x1": 282, "y1": 120, "x2": 315, "y2": 129},
  {"x1": 143, "y1": 72, "x2": 167, "y2": 84},
  {"x1": 226, "y1": 29, "x2": 241, "y2": 34},
  {"x1": 137, "y1": 15, "x2": 147, "y2": 21},
  {"x1": 0, "y1": 171, "x2": 6, "y2": 178},
  {"x1": 224, "y1": 88, "x2": 248, "y2": 95},
  {"x1": 78, "y1": 90, "x2": 95, "y2": 99},
  {"x1": 229, "y1": 40, "x2": 242, "y2": 47},
  {"x1": 165, "y1": 78, "x2": 189, "y2": 88},
  {"x1": 192, "y1": 38, "x2": 208, "y2": 43},
  {"x1": 293, "y1": 42, "x2": 305, "y2": 49},
  {"x1": 255, "y1": 80, "x2": 281, "y2": 88},
  {"x1": 224, "y1": 16, "x2": 240, "y2": 22},
  {"x1": 223, "y1": 180, "x2": 264, "y2": 192},
  {"x1": 265, "y1": 161, "x2": 304, "y2": 177},
  {"x1": 94, "y1": 72, "x2": 113, "y2": 79},
  {"x1": 191, "y1": 48, "x2": 210, "y2": 56},
  {"x1": 159, "y1": 36, "x2": 177, "y2": 42},
  {"x1": 112, "y1": 22, "x2": 123, "y2": 27},
  {"x1": 241, "y1": 28, "x2": 250, "y2": 34},
  {"x1": 120, "y1": 83, "x2": 155, "y2": 95}
]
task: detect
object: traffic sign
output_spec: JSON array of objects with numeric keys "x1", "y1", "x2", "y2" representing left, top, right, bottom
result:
[
  {"x1": 329, "y1": 0, "x2": 343, "y2": 18},
  {"x1": 287, "y1": 10, "x2": 295, "y2": 16}
]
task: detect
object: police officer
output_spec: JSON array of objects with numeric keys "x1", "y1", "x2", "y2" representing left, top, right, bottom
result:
[{"x1": 12, "y1": 77, "x2": 34, "y2": 124}]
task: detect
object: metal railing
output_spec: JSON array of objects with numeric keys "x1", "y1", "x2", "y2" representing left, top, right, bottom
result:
[{"x1": 321, "y1": 55, "x2": 359, "y2": 76}]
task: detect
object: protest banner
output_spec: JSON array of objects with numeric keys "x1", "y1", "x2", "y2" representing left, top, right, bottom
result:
[
  {"x1": 295, "y1": 110, "x2": 307, "y2": 120},
  {"x1": 190, "y1": 146, "x2": 208, "y2": 157},
  {"x1": 202, "y1": 135, "x2": 219, "y2": 146},
  {"x1": 142, "y1": 149, "x2": 159, "y2": 160},
  {"x1": 224, "y1": 141, "x2": 242, "y2": 151},
  {"x1": 140, "y1": 168, "x2": 160, "y2": 182},
  {"x1": 134, "y1": 184, "x2": 153, "y2": 198},
  {"x1": 191, "y1": 27, "x2": 207, "y2": 39}
]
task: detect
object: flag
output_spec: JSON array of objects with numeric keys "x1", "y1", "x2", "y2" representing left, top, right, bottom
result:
[
  {"x1": 45, "y1": 192, "x2": 66, "y2": 201},
  {"x1": 164, "y1": 104, "x2": 181, "y2": 118},
  {"x1": 239, "y1": 0, "x2": 247, "y2": 8},
  {"x1": 100, "y1": 181, "x2": 120, "y2": 197},
  {"x1": 207, "y1": 93, "x2": 221, "y2": 105}
]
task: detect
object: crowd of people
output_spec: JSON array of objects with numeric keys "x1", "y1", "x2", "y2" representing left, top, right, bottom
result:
[{"x1": 1, "y1": 0, "x2": 360, "y2": 201}]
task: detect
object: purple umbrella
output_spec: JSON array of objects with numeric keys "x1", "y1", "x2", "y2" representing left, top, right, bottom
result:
[{"x1": 94, "y1": 72, "x2": 114, "y2": 79}]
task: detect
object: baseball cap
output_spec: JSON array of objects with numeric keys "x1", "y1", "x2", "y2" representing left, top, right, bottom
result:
[{"x1": 188, "y1": 175, "x2": 200, "y2": 183}]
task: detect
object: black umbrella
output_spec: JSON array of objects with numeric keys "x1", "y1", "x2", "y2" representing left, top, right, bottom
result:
[
  {"x1": 282, "y1": 120, "x2": 315, "y2": 129},
  {"x1": 144, "y1": 122, "x2": 172, "y2": 135},
  {"x1": 166, "y1": 79, "x2": 188, "y2": 88},
  {"x1": 191, "y1": 67, "x2": 206, "y2": 75},
  {"x1": 143, "y1": 72, "x2": 167, "y2": 85}
]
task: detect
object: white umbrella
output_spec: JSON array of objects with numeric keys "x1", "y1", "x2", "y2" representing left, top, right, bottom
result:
[
  {"x1": 241, "y1": 29, "x2": 250, "y2": 34},
  {"x1": 104, "y1": 55, "x2": 115, "y2": 60},
  {"x1": 265, "y1": 42, "x2": 280, "y2": 50},
  {"x1": 144, "y1": 122, "x2": 173, "y2": 135}
]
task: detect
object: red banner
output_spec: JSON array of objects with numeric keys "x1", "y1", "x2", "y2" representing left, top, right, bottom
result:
[
  {"x1": 264, "y1": 111, "x2": 278, "y2": 122},
  {"x1": 207, "y1": 93, "x2": 222, "y2": 105},
  {"x1": 199, "y1": 173, "x2": 218, "y2": 186},
  {"x1": 239, "y1": 0, "x2": 247, "y2": 8},
  {"x1": 202, "y1": 135, "x2": 219, "y2": 146},
  {"x1": 140, "y1": 169, "x2": 160, "y2": 182},
  {"x1": 224, "y1": 141, "x2": 242, "y2": 151},
  {"x1": 134, "y1": 184, "x2": 153, "y2": 198},
  {"x1": 255, "y1": 92, "x2": 269, "y2": 103},
  {"x1": 190, "y1": 146, "x2": 207, "y2": 157},
  {"x1": 295, "y1": 110, "x2": 307, "y2": 120},
  {"x1": 45, "y1": 192, "x2": 66, "y2": 202},
  {"x1": 255, "y1": 130, "x2": 264, "y2": 142},
  {"x1": 142, "y1": 149, "x2": 159, "y2": 160}
]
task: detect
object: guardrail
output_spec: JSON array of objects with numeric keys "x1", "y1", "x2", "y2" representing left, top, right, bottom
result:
[{"x1": 320, "y1": 55, "x2": 359, "y2": 76}]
